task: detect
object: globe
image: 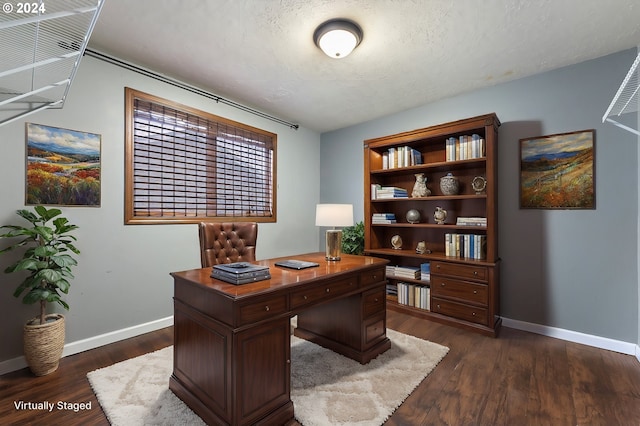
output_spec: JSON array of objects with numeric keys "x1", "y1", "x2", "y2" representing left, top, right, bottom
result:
[{"x1": 406, "y1": 209, "x2": 421, "y2": 224}]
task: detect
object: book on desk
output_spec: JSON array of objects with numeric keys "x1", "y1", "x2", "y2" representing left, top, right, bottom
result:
[{"x1": 210, "y1": 262, "x2": 271, "y2": 285}]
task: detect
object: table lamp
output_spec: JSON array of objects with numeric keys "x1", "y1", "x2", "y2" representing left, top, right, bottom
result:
[{"x1": 316, "y1": 204, "x2": 354, "y2": 261}]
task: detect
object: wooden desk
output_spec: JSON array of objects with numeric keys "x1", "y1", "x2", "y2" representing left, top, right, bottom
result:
[{"x1": 169, "y1": 253, "x2": 390, "y2": 426}]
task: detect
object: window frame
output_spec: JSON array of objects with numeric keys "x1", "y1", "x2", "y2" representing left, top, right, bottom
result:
[{"x1": 124, "y1": 87, "x2": 277, "y2": 224}]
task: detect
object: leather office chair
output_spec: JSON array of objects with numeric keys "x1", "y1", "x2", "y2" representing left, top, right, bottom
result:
[{"x1": 198, "y1": 222, "x2": 258, "y2": 267}]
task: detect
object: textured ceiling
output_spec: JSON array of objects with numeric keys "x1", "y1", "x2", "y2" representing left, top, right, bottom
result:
[{"x1": 88, "y1": 0, "x2": 640, "y2": 133}]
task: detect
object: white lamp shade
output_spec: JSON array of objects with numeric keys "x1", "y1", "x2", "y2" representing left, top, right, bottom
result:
[
  {"x1": 315, "y1": 204, "x2": 354, "y2": 227},
  {"x1": 318, "y1": 29, "x2": 358, "y2": 58}
]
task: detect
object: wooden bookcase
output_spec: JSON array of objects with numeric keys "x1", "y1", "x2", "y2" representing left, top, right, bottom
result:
[{"x1": 363, "y1": 113, "x2": 501, "y2": 337}]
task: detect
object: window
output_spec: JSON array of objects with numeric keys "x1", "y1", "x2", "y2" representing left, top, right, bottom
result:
[{"x1": 124, "y1": 88, "x2": 276, "y2": 224}]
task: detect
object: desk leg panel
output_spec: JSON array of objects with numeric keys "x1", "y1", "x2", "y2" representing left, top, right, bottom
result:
[{"x1": 171, "y1": 300, "x2": 293, "y2": 425}]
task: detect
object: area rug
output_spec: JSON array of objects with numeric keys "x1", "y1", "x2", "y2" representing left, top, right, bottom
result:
[{"x1": 87, "y1": 329, "x2": 448, "y2": 426}]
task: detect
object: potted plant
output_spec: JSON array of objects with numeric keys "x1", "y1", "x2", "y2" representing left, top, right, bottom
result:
[
  {"x1": 341, "y1": 221, "x2": 365, "y2": 255},
  {"x1": 0, "y1": 206, "x2": 80, "y2": 376}
]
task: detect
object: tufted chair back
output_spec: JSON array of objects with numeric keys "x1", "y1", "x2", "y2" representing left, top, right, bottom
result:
[{"x1": 198, "y1": 222, "x2": 258, "y2": 267}]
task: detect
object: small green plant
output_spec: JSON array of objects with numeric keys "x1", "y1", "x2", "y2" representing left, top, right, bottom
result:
[
  {"x1": 0, "y1": 206, "x2": 80, "y2": 324},
  {"x1": 342, "y1": 221, "x2": 365, "y2": 255}
]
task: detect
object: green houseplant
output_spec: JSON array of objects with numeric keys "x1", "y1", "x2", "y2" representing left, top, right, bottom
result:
[
  {"x1": 341, "y1": 221, "x2": 365, "y2": 255},
  {"x1": 0, "y1": 206, "x2": 80, "y2": 375}
]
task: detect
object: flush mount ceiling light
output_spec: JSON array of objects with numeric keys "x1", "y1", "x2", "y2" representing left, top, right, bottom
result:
[{"x1": 313, "y1": 19, "x2": 363, "y2": 59}]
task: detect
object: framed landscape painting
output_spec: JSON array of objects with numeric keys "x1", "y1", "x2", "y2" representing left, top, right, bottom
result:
[
  {"x1": 26, "y1": 123, "x2": 101, "y2": 206},
  {"x1": 520, "y1": 129, "x2": 595, "y2": 209}
]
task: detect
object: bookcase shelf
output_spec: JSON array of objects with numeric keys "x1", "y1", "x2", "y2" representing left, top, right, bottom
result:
[{"x1": 364, "y1": 113, "x2": 501, "y2": 337}]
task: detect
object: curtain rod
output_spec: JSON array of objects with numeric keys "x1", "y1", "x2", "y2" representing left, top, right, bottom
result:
[{"x1": 84, "y1": 49, "x2": 299, "y2": 130}]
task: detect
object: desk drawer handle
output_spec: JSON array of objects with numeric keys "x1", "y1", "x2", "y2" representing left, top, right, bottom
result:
[
  {"x1": 441, "y1": 282, "x2": 445, "y2": 287},
  {"x1": 473, "y1": 290, "x2": 477, "y2": 294},
  {"x1": 474, "y1": 271, "x2": 478, "y2": 276},
  {"x1": 264, "y1": 305, "x2": 270, "y2": 312},
  {"x1": 325, "y1": 288, "x2": 330, "y2": 293},
  {"x1": 303, "y1": 295, "x2": 308, "y2": 300},
  {"x1": 374, "y1": 298, "x2": 379, "y2": 302},
  {"x1": 472, "y1": 312, "x2": 476, "y2": 316}
]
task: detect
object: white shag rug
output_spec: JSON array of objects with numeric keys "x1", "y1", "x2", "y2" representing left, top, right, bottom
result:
[{"x1": 87, "y1": 329, "x2": 448, "y2": 426}]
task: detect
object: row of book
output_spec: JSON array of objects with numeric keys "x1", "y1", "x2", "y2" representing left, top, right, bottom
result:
[
  {"x1": 386, "y1": 263, "x2": 431, "y2": 282},
  {"x1": 372, "y1": 213, "x2": 397, "y2": 224},
  {"x1": 382, "y1": 146, "x2": 422, "y2": 169},
  {"x1": 445, "y1": 134, "x2": 485, "y2": 161},
  {"x1": 371, "y1": 185, "x2": 408, "y2": 199},
  {"x1": 397, "y1": 282, "x2": 430, "y2": 310},
  {"x1": 445, "y1": 233, "x2": 487, "y2": 260}
]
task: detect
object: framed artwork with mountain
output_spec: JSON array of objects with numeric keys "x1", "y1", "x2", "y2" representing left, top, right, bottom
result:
[
  {"x1": 519, "y1": 129, "x2": 594, "y2": 209},
  {"x1": 26, "y1": 123, "x2": 101, "y2": 206}
]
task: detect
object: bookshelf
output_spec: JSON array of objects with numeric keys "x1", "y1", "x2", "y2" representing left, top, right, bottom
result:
[{"x1": 364, "y1": 113, "x2": 501, "y2": 336}]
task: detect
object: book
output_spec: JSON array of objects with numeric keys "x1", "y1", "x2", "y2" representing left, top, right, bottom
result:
[
  {"x1": 211, "y1": 262, "x2": 271, "y2": 284},
  {"x1": 211, "y1": 269, "x2": 271, "y2": 285}
]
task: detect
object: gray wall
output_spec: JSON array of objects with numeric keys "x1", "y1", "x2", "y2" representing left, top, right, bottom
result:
[
  {"x1": 0, "y1": 56, "x2": 322, "y2": 362},
  {"x1": 320, "y1": 48, "x2": 639, "y2": 343}
]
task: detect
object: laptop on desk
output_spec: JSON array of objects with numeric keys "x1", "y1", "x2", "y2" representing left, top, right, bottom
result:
[{"x1": 274, "y1": 259, "x2": 320, "y2": 270}]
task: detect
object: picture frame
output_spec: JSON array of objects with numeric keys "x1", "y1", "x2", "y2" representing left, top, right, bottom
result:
[
  {"x1": 520, "y1": 129, "x2": 595, "y2": 209},
  {"x1": 26, "y1": 123, "x2": 101, "y2": 206}
]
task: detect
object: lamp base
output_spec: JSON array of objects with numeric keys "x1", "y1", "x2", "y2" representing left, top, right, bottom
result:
[{"x1": 325, "y1": 229, "x2": 342, "y2": 261}]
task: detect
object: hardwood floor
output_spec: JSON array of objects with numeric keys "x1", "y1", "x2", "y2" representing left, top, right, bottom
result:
[{"x1": 1, "y1": 310, "x2": 639, "y2": 425}]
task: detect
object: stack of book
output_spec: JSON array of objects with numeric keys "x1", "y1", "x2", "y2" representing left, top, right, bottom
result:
[
  {"x1": 397, "y1": 282, "x2": 430, "y2": 310},
  {"x1": 389, "y1": 265, "x2": 421, "y2": 280},
  {"x1": 211, "y1": 262, "x2": 271, "y2": 285},
  {"x1": 456, "y1": 217, "x2": 487, "y2": 227},
  {"x1": 374, "y1": 186, "x2": 408, "y2": 199},
  {"x1": 372, "y1": 213, "x2": 396, "y2": 224},
  {"x1": 445, "y1": 233, "x2": 487, "y2": 260}
]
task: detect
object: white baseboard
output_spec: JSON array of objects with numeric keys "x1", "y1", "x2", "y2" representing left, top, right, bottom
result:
[
  {"x1": 0, "y1": 316, "x2": 173, "y2": 376},
  {"x1": 502, "y1": 317, "x2": 638, "y2": 358}
]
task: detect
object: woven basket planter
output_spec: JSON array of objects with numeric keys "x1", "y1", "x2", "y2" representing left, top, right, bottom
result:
[{"x1": 23, "y1": 313, "x2": 65, "y2": 376}]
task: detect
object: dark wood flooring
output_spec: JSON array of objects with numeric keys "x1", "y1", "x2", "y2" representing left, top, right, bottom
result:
[{"x1": 1, "y1": 310, "x2": 639, "y2": 425}]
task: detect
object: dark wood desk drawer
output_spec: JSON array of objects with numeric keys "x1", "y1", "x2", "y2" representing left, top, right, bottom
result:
[
  {"x1": 239, "y1": 295, "x2": 288, "y2": 325},
  {"x1": 432, "y1": 297, "x2": 488, "y2": 325},
  {"x1": 431, "y1": 261, "x2": 487, "y2": 281},
  {"x1": 363, "y1": 287, "x2": 385, "y2": 318},
  {"x1": 430, "y1": 277, "x2": 488, "y2": 306},
  {"x1": 360, "y1": 268, "x2": 385, "y2": 286},
  {"x1": 290, "y1": 276, "x2": 357, "y2": 309}
]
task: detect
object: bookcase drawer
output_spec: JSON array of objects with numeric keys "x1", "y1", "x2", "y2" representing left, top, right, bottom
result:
[
  {"x1": 363, "y1": 287, "x2": 385, "y2": 318},
  {"x1": 360, "y1": 267, "x2": 385, "y2": 287},
  {"x1": 430, "y1": 277, "x2": 488, "y2": 306},
  {"x1": 432, "y1": 297, "x2": 488, "y2": 325},
  {"x1": 290, "y1": 276, "x2": 357, "y2": 309},
  {"x1": 431, "y1": 261, "x2": 487, "y2": 282}
]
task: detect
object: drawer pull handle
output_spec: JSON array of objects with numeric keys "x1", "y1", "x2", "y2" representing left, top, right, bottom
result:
[
  {"x1": 373, "y1": 275, "x2": 377, "y2": 280},
  {"x1": 441, "y1": 282, "x2": 445, "y2": 287},
  {"x1": 436, "y1": 265, "x2": 440, "y2": 269},
  {"x1": 474, "y1": 271, "x2": 478, "y2": 276},
  {"x1": 436, "y1": 304, "x2": 441, "y2": 309},
  {"x1": 326, "y1": 288, "x2": 330, "y2": 293},
  {"x1": 473, "y1": 290, "x2": 477, "y2": 294},
  {"x1": 303, "y1": 295, "x2": 308, "y2": 300},
  {"x1": 374, "y1": 298, "x2": 378, "y2": 302},
  {"x1": 472, "y1": 312, "x2": 476, "y2": 316},
  {"x1": 264, "y1": 305, "x2": 270, "y2": 311}
]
